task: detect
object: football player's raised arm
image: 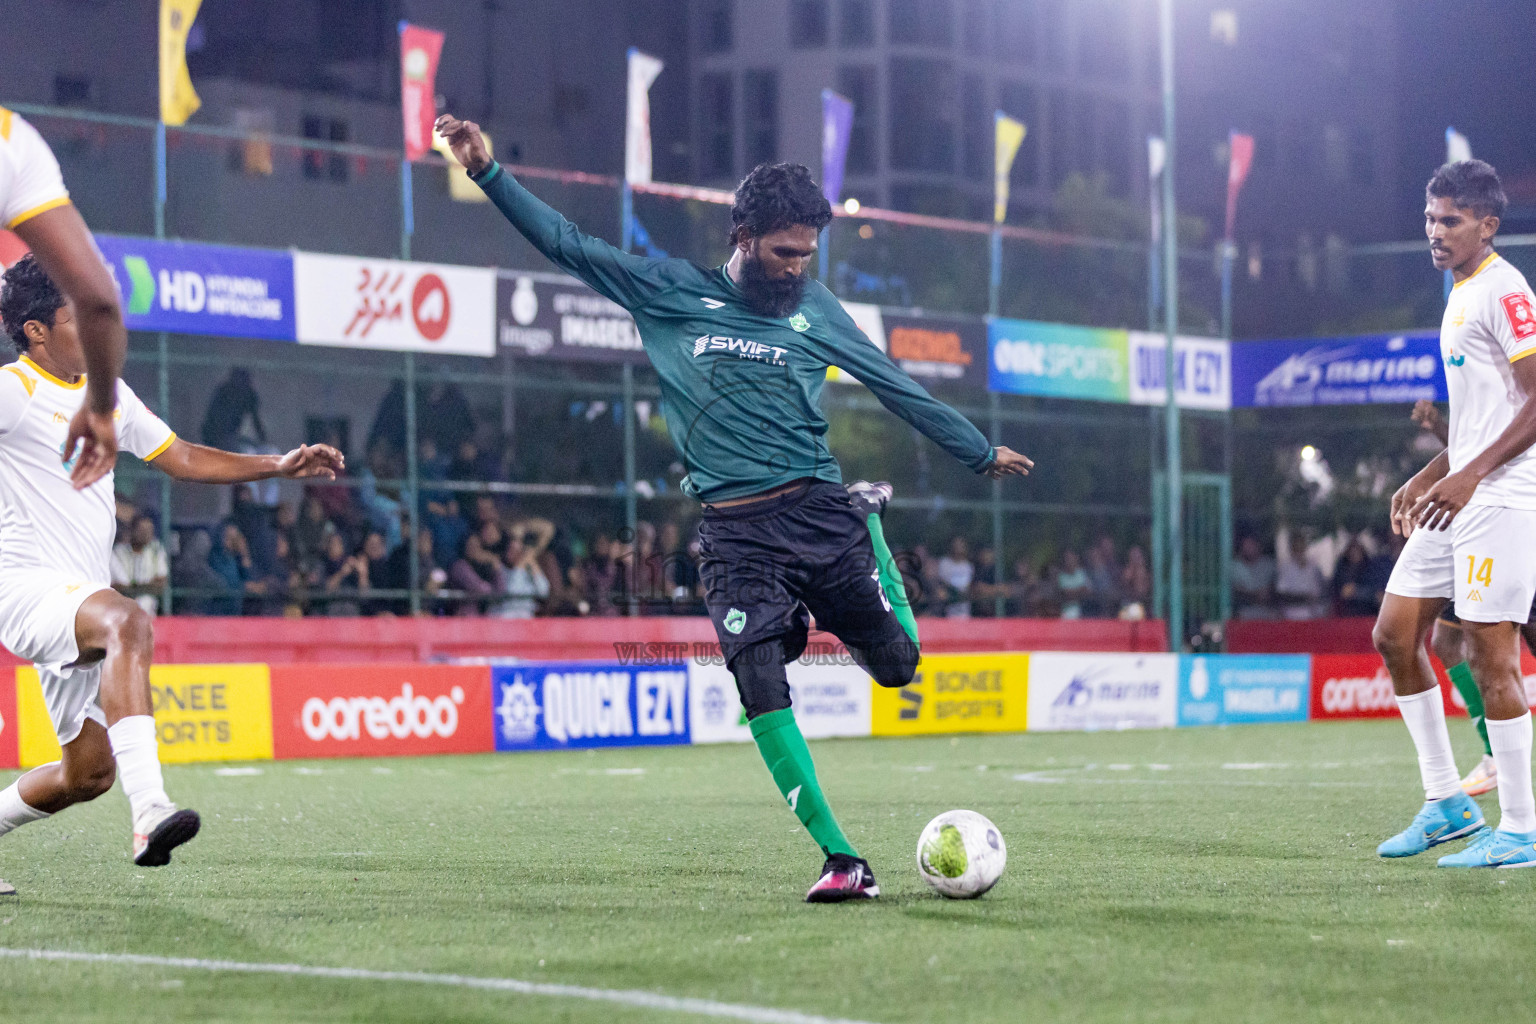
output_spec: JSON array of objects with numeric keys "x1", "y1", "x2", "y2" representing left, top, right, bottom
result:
[
  {"x1": 148, "y1": 438, "x2": 344, "y2": 484},
  {"x1": 437, "y1": 114, "x2": 675, "y2": 312}
]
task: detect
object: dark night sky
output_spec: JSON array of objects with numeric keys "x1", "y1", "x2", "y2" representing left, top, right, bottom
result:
[{"x1": 1397, "y1": 0, "x2": 1536, "y2": 228}]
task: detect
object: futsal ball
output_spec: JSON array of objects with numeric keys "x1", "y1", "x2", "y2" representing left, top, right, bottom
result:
[{"x1": 916, "y1": 810, "x2": 1006, "y2": 898}]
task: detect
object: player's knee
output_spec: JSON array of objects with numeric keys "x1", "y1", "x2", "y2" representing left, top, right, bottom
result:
[
  {"x1": 866, "y1": 635, "x2": 920, "y2": 689},
  {"x1": 1430, "y1": 624, "x2": 1463, "y2": 669},
  {"x1": 65, "y1": 759, "x2": 115, "y2": 803},
  {"x1": 103, "y1": 601, "x2": 154, "y2": 657},
  {"x1": 731, "y1": 640, "x2": 792, "y2": 719},
  {"x1": 1371, "y1": 619, "x2": 1415, "y2": 666}
]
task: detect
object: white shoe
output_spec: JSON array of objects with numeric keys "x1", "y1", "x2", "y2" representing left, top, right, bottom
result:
[
  {"x1": 132, "y1": 803, "x2": 201, "y2": 867},
  {"x1": 1461, "y1": 754, "x2": 1498, "y2": 797}
]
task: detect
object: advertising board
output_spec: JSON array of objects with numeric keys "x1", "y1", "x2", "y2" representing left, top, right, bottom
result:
[
  {"x1": 494, "y1": 663, "x2": 690, "y2": 751},
  {"x1": 688, "y1": 659, "x2": 871, "y2": 744},
  {"x1": 869, "y1": 653, "x2": 1029, "y2": 736},
  {"x1": 270, "y1": 664, "x2": 492, "y2": 759},
  {"x1": 1026, "y1": 653, "x2": 1178, "y2": 732}
]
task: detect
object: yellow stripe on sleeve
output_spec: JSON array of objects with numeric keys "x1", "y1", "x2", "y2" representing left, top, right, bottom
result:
[
  {"x1": 142, "y1": 432, "x2": 178, "y2": 463},
  {"x1": 0, "y1": 108, "x2": 12, "y2": 141},
  {"x1": 1510, "y1": 347, "x2": 1536, "y2": 364},
  {"x1": 4, "y1": 195, "x2": 71, "y2": 231},
  {"x1": 2, "y1": 365, "x2": 35, "y2": 396}
]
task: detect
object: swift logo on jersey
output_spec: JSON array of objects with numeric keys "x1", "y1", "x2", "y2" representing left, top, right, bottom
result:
[
  {"x1": 691, "y1": 335, "x2": 788, "y2": 365},
  {"x1": 1501, "y1": 292, "x2": 1536, "y2": 341}
]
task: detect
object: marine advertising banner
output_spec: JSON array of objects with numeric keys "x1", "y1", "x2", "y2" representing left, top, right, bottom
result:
[
  {"x1": 1026, "y1": 653, "x2": 1178, "y2": 732},
  {"x1": 1178, "y1": 655, "x2": 1310, "y2": 727},
  {"x1": 987, "y1": 319, "x2": 1130, "y2": 402},
  {"x1": 688, "y1": 659, "x2": 872, "y2": 744},
  {"x1": 1229, "y1": 332, "x2": 1445, "y2": 408},
  {"x1": 869, "y1": 653, "x2": 1029, "y2": 736},
  {"x1": 493, "y1": 663, "x2": 690, "y2": 751},
  {"x1": 295, "y1": 252, "x2": 495, "y2": 356},
  {"x1": 496, "y1": 272, "x2": 646, "y2": 364},
  {"x1": 95, "y1": 235, "x2": 296, "y2": 340}
]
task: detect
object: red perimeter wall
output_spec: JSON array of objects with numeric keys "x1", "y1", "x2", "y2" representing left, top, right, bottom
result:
[
  {"x1": 1227, "y1": 618, "x2": 1377, "y2": 654},
  {"x1": 0, "y1": 616, "x2": 1167, "y2": 667}
]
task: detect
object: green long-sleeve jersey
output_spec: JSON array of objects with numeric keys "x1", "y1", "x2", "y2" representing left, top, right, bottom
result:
[{"x1": 472, "y1": 160, "x2": 996, "y2": 502}]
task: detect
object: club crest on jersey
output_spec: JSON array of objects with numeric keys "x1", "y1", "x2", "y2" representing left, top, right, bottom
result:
[
  {"x1": 691, "y1": 334, "x2": 788, "y2": 366},
  {"x1": 723, "y1": 608, "x2": 747, "y2": 634},
  {"x1": 788, "y1": 312, "x2": 809, "y2": 332},
  {"x1": 1501, "y1": 292, "x2": 1536, "y2": 341}
]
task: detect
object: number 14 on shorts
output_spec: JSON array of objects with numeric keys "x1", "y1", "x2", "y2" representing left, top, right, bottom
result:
[{"x1": 1467, "y1": 556, "x2": 1493, "y2": 588}]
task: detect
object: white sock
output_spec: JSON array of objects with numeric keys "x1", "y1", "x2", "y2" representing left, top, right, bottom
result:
[
  {"x1": 1488, "y1": 713, "x2": 1536, "y2": 833},
  {"x1": 0, "y1": 775, "x2": 51, "y2": 837},
  {"x1": 107, "y1": 716, "x2": 169, "y2": 823},
  {"x1": 1396, "y1": 689, "x2": 1461, "y2": 801}
]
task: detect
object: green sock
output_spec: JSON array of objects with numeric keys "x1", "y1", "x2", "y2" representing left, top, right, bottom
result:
[
  {"x1": 1448, "y1": 662, "x2": 1492, "y2": 757},
  {"x1": 866, "y1": 511, "x2": 920, "y2": 647},
  {"x1": 749, "y1": 708, "x2": 857, "y2": 859}
]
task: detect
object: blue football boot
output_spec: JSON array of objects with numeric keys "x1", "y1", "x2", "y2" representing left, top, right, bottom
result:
[
  {"x1": 1437, "y1": 827, "x2": 1536, "y2": 868},
  {"x1": 1377, "y1": 792, "x2": 1487, "y2": 858}
]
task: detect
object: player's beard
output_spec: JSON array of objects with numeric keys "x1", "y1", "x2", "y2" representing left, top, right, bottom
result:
[{"x1": 739, "y1": 254, "x2": 808, "y2": 319}]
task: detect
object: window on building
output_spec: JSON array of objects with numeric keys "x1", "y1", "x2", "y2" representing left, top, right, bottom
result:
[
  {"x1": 699, "y1": 73, "x2": 735, "y2": 179},
  {"x1": 791, "y1": 0, "x2": 830, "y2": 47},
  {"x1": 998, "y1": 81, "x2": 1038, "y2": 189},
  {"x1": 743, "y1": 70, "x2": 779, "y2": 169},
  {"x1": 961, "y1": 75, "x2": 989, "y2": 182},
  {"x1": 889, "y1": 0, "x2": 954, "y2": 46},
  {"x1": 302, "y1": 115, "x2": 349, "y2": 182},
  {"x1": 837, "y1": 65, "x2": 878, "y2": 174},
  {"x1": 888, "y1": 57, "x2": 956, "y2": 172},
  {"x1": 839, "y1": 0, "x2": 876, "y2": 45},
  {"x1": 700, "y1": 0, "x2": 733, "y2": 54},
  {"x1": 1350, "y1": 127, "x2": 1375, "y2": 187}
]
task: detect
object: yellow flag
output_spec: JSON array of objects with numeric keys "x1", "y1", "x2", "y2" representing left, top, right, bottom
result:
[
  {"x1": 159, "y1": 0, "x2": 202, "y2": 126},
  {"x1": 993, "y1": 113, "x2": 1026, "y2": 224}
]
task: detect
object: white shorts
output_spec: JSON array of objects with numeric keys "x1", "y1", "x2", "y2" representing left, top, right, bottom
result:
[
  {"x1": 1386, "y1": 505, "x2": 1536, "y2": 623},
  {"x1": 0, "y1": 570, "x2": 112, "y2": 746}
]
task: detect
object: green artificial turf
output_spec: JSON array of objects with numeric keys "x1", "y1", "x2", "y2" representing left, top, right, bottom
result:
[{"x1": 2, "y1": 721, "x2": 1533, "y2": 1023}]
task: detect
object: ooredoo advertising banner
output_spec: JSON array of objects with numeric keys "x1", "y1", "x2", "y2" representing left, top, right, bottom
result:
[
  {"x1": 0, "y1": 669, "x2": 17, "y2": 769},
  {"x1": 1310, "y1": 655, "x2": 1404, "y2": 720},
  {"x1": 95, "y1": 235, "x2": 296, "y2": 341},
  {"x1": 269, "y1": 664, "x2": 493, "y2": 759},
  {"x1": 688, "y1": 659, "x2": 872, "y2": 744},
  {"x1": 496, "y1": 272, "x2": 646, "y2": 364},
  {"x1": 1026, "y1": 653, "x2": 1178, "y2": 732},
  {"x1": 295, "y1": 252, "x2": 496, "y2": 356},
  {"x1": 493, "y1": 663, "x2": 690, "y2": 751},
  {"x1": 869, "y1": 653, "x2": 1029, "y2": 736},
  {"x1": 1178, "y1": 654, "x2": 1310, "y2": 726},
  {"x1": 17, "y1": 664, "x2": 273, "y2": 767}
]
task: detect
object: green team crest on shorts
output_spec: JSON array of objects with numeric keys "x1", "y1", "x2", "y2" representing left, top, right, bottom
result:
[
  {"x1": 724, "y1": 608, "x2": 747, "y2": 634},
  {"x1": 788, "y1": 312, "x2": 809, "y2": 332}
]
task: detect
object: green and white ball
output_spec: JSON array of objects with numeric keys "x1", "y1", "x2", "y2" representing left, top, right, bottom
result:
[{"x1": 916, "y1": 810, "x2": 1006, "y2": 898}]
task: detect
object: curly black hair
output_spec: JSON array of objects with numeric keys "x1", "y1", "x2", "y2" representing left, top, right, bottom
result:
[
  {"x1": 0, "y1": 253, "x2": 64, "y2": 354},
  {"x1": 728, "y1": 163, "x2": 833, "y2": 247},
  {"x1": 1427, "y1": 159, "x2": 1507, "y2": 221}
]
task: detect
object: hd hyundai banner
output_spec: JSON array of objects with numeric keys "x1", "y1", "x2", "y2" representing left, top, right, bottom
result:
[
  {"x1": 295, "y1": 253, "x2": 496, "y2": 356},
  {"x1": 1230, "y1": 331, "x2": 1445, "y2": 407},
  {"x1": 688, "y1": 658, "x2": 871, "y2": 744},
  {"x1": 95, "y1": 234, "x2": 296, "y2": 340},
  {"x1": 493, "y1": 663, "x2": 690, "y2": 751}
]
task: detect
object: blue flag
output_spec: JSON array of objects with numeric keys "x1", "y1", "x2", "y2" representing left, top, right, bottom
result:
[{"x1": 820, "y1": 90, "x2": 854, "y2": 208}]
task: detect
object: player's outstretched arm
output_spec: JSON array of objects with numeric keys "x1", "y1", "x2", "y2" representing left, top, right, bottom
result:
[
  {"x1": 148, "y1": 439, "x2": 344, "y2": 484},
  {"x1": 1410, "y1": 399, "x2": 1450, "y2": 446},
  {"x1": 13, "y1": 205, "x2": 125, "y2": 489},
  {"x1": 435, "y1": 113, "x2": 677, "y2": 312}
]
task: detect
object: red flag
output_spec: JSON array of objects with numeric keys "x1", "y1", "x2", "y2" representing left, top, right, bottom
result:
[
  {"x1": 1224, "y1": 132, "x2": 1255, "y2": 241},
  {"x1": 399, "y1": 22, "x2": 445, "y2": 162}
]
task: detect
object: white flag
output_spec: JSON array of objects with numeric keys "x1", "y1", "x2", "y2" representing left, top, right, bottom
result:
[
  {"x1": 625, "y1": 49, "x2": 664, "y2": 185},
  {"x1": 1446, "y1": 127, "x2": 1471, "y2": 164}
]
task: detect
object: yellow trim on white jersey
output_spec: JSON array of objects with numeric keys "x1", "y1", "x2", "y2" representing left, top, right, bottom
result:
[
  {"x1": 141, "y1": 432, "x2": 177, "y2": 462},
  {"x1": 2, "y1": 365, "x2": 36, "y2": 396},
  {"x1": 4, "y1": 195, "x2": 71, "y2": 230},
  {"x1": 1510, "y1": 347, "x2": 1536, "y2": 364},
  {"x1": 0, "y1": 107, "x2": 12, "y2": 141},
  {"x1": 1452, "y1": 253, "x2": 1500, "y2": 291},
  {"x1": 18, "y1": 355, "x2": 84, "y2": 391}
]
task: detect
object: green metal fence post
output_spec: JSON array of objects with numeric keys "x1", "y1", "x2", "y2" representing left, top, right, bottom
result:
[
  {"x1": 403, "y1": 355, "x2": 421, "y2": 615},
  {"x1": 622, "y1": 362, "x2": 639, "y2": 616}
]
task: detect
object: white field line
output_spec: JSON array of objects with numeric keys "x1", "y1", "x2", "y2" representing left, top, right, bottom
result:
[{"x1": 0, "y1": 948, "x2": 881, "y2": 1024}]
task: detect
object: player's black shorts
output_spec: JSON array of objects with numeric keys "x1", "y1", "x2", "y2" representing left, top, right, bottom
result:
[{"x1": 698, "y1": 479, "x2": 907, "y2": 669}]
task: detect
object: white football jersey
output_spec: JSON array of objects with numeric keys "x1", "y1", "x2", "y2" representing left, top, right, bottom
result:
[
  {"x1": 1440, "y1": 253, "x2": 1536, "y2": 509},
  {"x1": 0, "y1": 357, "x2": 175, "y2": 585},
  {"x1": 0, "y1": 107, "x2": 70, "y2": 231}
]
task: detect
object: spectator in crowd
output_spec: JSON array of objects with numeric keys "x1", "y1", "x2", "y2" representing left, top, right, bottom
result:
[
  {"x1": 308, "y1": 427, "x2": 354, "y2": 525},
  {"x1": 1085, "y1": 539, "x2": 1122, "y2": 618},
  {"x1": 421, "y1": 381, "x2": 476, "y2": 457},
  {"x1": 367, "y1": 379, "x2": 408, "y2": 458},
  {"x1": 1056, "y1": 550, "x2": 1091, "y2": 620},
  {"x1": 658, "y1": 521, "x2": 696, "y2": 614},
  {"x1": 580, "y1": 533, "x2": 620, "y2": 616},
  {"x1": 292, "y1": 495, "x2": 338, "y2": 579},
  {"x1": 200, "y1": 367, "x2": 266, "y2": 452},
  {"x1": 907, "y1": 543, "x2": 940, "y2": 616},
  {"x1": 356, "y1": 531, "x2": 393, "y2": 615},
  {"x1": 937, "y1": 537, "x2": 975, "y2": 619},
  {"x1": 425, "y1": 495, "x2": 469, "y2": 572},
  {"x1": 1120, "y1": 545, "x2": 1152, "y2": 620},
  {"x1": 450, "y1": 520, "x2": 506, "y2": 613},
  {"x1": 1008, "y1": 555, "x2": 1049, "y2": 617},
  {"x1": 376, "y1": 527, "x2": 447, "y2": 614},
  {"x1": 357, "y1": 441, "x2": 409, "y2": 552},
  {"x1": 449, "y1": 439, "x2": 500, "y2": 485},
  {"x1": 208, "y1": 522, "x2": 265, "y2": 616},
  {"x1": 616, "y1": 521, "x2": 667, "y2": 613},
  {"x1": 1231, "y1": 536, "x2": 1277, "y2": 619},
  {"x1": 1275, "y1": 532, "x2": 1326, "y2": 620},
  {"x1": 111, "y1": 513, "x2": 169, "y2": 614},
  {"x1": 320, "y1": 531, "x2": 367, "y2": 617},
  {"x1": 1332, "y1": 538, "x2": 1383, "y2": 617},
  {"x1": 493, "y1": 521, "x2": 553, "y2": 618},
  {"x1": 970, "y1": 546, "x2": 1002, "y2": 617},
  {"x1": 171, "y1": 528, "x2": 226, "y2": 615}
]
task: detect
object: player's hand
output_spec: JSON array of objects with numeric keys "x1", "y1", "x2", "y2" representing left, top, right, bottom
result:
[
  {"x1": 984, "y1": 446, "x2": 1034, "y2": 479},
  {"x1": 276, "y1": 443, "x2": 345, "y2": 480},
  {"x1": 1411, "y1": 399, "x2": 1449, "y2": 444},
  {"x1": 1407, "y1": 468, "x2": 1480, "y2": 532},
  {"x1": 1389, "y1": 473, "x2": 1431, "y2": 536},
  {"x1": 64, "y1": 404, "x2": 118, "y2": 490},
  {"x1": 434, "y1": 114, "x2": 491, "y2": 176}
]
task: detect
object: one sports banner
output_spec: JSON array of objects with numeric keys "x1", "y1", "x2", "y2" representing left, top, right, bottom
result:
[
  {"x1": 399, "y1": 22, "x2": 445, "y2": 162},
  {"x1": 294, "y1": 252, "x2": 496, "y2": 357},
  {"x1": 988, "y1": 318, "x2": 1130, "y2": 402},
  {"x1": 493, "y1": 663, "x2": 690, "y2": 751},
  {"x1": 993, "y1": 113, "x2": 1027, "y2": 224},
  {"x1": 820, "y1": 90, "x2": 855, "y2": 209},
  {"x1": 1229, "y1": 331, "x2": 1445, "y2": 408},
  {"x1": 159, "y1": 0, "x2": 202, "y2": 126},
  {"x1": 1224, "y1": 132, "x2": 1255, "y2": 242},
  {"x1": 496, "y1": 271, "x2": 646, "y2": 364},
  {"x1": 94, "y1": 235, "x2": 296, "y2": 341},
  {"x1": 625, "y1": 49, "x2": 665, "y2": 185}
]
